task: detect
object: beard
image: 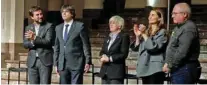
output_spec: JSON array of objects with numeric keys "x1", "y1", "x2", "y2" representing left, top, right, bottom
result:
[{"x1": 35, "y1": 18, "x2": 44, "y2": 24}]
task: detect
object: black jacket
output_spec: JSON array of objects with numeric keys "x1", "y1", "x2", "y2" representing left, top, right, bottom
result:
[{"x1": 99, "y1": 31, "x2": 130, "y2": 79}]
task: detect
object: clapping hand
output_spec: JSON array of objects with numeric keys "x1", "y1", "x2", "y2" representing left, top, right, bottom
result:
[
  {"x1": 25, "y1": 30, "x2": 36, "y2": 40},
  {"x1": 100, "y1": 54, "x2": 109, "y2": 63},
  {"x1": 162, "y1": 63, "x2": 170, "y2": 73},
  {"x1": 133, "y1": 24, "x2": 146, "y2": 36}
]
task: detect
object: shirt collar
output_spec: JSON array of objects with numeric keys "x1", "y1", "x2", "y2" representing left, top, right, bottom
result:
[
  {"x1": 109, "y1": 31, "x2": 120, "y2": 39},
  {"x1": 33, "y1": 23, "x2": 40, "y2": 28},
  {"x1": 64, "y1": 19, "x2": 73, "y2": 26},
  {"x1": 176, "y1": 20, "x2": 188, "y2": 28}
]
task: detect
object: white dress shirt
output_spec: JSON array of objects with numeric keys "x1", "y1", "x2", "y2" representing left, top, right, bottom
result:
[
  {"x1": 108, "y1": 32, "x2": 118, "y2": 50},
  {"x1": 34, "y1": 24, "x2": 40, "y2": 57},
  {"x1": 34, "y1": 24, "x2": 40, "y2": 36},
  {"x1": 63, "y1": 19, "x2": 73, "y2": 39},
  {"x1": 107, "y1": 32, "x2": 119, "y2": 62}
]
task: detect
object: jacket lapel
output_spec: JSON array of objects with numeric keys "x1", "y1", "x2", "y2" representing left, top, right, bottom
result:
[
  {"x1": 108, "y1": 32, "x2": 121, "y2": 51},
  {"x1": 105, "y1": 36, "x2": 111, "y2": 51},
  {"x1": 59, "y1": 23, "x2": 64, "y2": 42},
  {"x1": 29, "y1": 24, "x2": 35, "y2": 32},
  {"x1": 139, "y1": 42, "x2": 146, "y2": 55},
  {"x1": 38, "y1": 24, "x2": 46, "y2": 37}
]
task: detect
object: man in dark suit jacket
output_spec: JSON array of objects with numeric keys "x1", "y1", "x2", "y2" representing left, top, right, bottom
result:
[
  {"x1": 54, "y1": 5, "x2": 92, "y2": 84},
  {"x1": 23, "y1": 6, "x2": 54, "y2": 84}
]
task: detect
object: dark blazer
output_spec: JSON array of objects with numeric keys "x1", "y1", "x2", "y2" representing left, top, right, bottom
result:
[
  {"x1": 23, "y1": 22, "x2": 54, "y2": 67},
  {"x1": 99, "y1": 31, "x2": 130, "y2": 79},
  {"x1": 54, "y1": 21, "x2": 92, "y2": 71}
]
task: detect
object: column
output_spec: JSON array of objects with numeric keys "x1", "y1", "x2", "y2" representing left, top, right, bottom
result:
[
  {"x1": 84, "y1": 0, "x2": 103, "y2": 9},
  {"x1": 69, "y1": 0, "x2": 84, "y2": 18},
  {"x1": 1, "y1": 0, "x2": 25, "y2": 64},
  {"x1": 125, "y1": 0, "x2": 146, "y2": 8},
  {"x1": 48, "y1": 0, "x2": 62, "y2": 11},
  {"x1": 47, "y1": 0, "x2": 63, "y2": 25}
]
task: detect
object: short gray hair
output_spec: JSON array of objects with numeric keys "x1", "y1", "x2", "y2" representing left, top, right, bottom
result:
[
  {"x1": 175, "y1": 3, "x2": 191, "y2": 18},
  {"x1": 109, "y1": 15, "x2": 125, "y2": 30}
]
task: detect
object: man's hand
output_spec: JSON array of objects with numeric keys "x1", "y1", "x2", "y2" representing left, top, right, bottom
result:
[
  {"x1": 55, "y1": 66, "x2": 59, "y2": 77},
  {"x1": 25, "y1": 30, "x2": 36, "y2": 40},
  {"x1": 84, "y1": 64, "x2": 90, "y2": 73},
  {"x1": 100, "y1": 55, "x2": 109, "y2": 63},
  {"x1": 163, "y1": 63, "x2": 170, "y2": 73}
]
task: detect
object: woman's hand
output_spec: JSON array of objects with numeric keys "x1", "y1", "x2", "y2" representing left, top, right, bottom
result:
[
  {"x1": 133, "y1": 24, "x2": 142, "y2": 37},
  {"x1": 138, "y1": 24, "x2": 148, "y2": 41},
  {"x1": 138, "y1": 24, "x2": 147, "y2": 34},
  {"x1": 100, "y1": 54, "x2": 109, "y2": 63}
]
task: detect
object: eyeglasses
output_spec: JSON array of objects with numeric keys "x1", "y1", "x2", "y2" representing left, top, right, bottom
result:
[
  {"x1": 171, "y1": 12, "x2": 184, "y2": 15},
  {"x1": 61, "y1": 10, "x2": 70, "y2": 13}
]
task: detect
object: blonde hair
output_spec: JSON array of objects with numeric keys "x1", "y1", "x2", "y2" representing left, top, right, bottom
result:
[{"x1": 109, "y1": 15, "x2": 125, "y2": 30}]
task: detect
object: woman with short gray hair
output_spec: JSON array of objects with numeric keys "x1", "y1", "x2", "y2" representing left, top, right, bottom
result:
[
  {"x1": 99, "y1": 15, "x2": 130, "y2": 84},
  {"x1": 109, "y1": 15, "x2": 125, "y2": 30}
]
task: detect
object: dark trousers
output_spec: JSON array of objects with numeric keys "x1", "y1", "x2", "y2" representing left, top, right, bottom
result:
[
  {"x1": 59, "y1": 63, "x2": 83, "y2": 84},
  {"x1": 171, "y1": 63, "x2": 201, "y2": 84},
  {"x1": 102, "y1": 75, "x2": 124, "y2": 84},
  {"x1": 141, "y1": 72, "x2": 165, "y2": 84},
  {"x1": 28, "y1": 58, "x2": 52, "y2": 84}
]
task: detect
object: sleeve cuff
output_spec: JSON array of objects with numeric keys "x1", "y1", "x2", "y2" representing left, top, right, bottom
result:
[
  {"x1": 130, "y1": 41, "x2": 139, "y2": 48},
  {"x1": 110, "y1": 56, "x2": 113, "y2": 62},
  {"x1": 31, "y1": 41, "x2": 35, "y2": 47}
]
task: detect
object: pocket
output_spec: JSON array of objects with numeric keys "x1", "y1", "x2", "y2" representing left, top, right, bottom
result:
[
  {"x1": 72, "y1": 52, "x2": 82, "y2": 57},
  {"x1": 171, "y1": 37, "x2": 179, "y2": 47},
  {"x1": 65, "y1": 52, "x2": 81, "y2": 57},
  {"x1": 193, "y1": 67, "x2": 201, "y2": 82},
  {"x1": 44, "y1": 49, "x2": 52, "y2": 53},
  {"x1": 171, "y1": 66, "x2": 189, "y2": 77},
  {"x1": 150, "y1": 55, "x2": 163, "y2": 62}
]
